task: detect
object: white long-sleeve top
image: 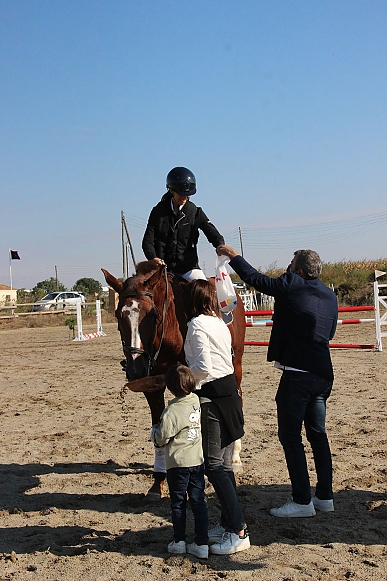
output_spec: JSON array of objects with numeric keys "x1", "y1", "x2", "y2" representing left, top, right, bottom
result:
[{"x1": 184, "y1": 313, "x2": 234, "y2": 389}]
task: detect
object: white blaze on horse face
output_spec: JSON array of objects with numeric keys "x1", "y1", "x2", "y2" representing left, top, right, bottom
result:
[{"x1": 122, "y1": 301, "x2": 141, "y2": 356}]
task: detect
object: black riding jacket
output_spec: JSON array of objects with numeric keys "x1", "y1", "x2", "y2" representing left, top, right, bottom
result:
[{"x1": 142, "y1": 193, "x2": 224, "y2": 274}]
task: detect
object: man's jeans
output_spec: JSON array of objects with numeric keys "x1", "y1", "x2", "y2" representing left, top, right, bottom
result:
[
  {"x1": 166, "y1": 464, "x2": 208, "y2": 545},
  {"x1": 201, "y1": 402, "x2": 246, "y2": 533},
  {"x1": 275, "y1": 371, "x2": 333, "y2": 505}
]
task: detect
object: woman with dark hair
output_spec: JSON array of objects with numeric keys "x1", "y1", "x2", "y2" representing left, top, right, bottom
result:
[{"x1": 183, "y1": 279, "x2": 250, "y2": 555}]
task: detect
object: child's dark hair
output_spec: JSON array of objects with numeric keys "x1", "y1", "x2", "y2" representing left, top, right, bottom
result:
[{"x1": 165, "y1": 363, "x2": 196, "y2": 397}]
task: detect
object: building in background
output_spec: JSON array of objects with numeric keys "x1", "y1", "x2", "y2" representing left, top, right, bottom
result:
[{"x1": 0, "y1": 284, "x2": 17, "y2": 305}]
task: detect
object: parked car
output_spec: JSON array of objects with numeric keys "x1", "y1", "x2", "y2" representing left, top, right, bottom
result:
[{"x1": 32, "y1": 291, "x2": 86, "y2": 312}]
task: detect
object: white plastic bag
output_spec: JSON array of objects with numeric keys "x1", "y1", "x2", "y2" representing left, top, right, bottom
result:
[{"x1": 215, "y1": 255, "x2": 238, "y2": 313}]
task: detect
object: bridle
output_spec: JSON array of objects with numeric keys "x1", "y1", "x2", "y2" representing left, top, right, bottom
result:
[{"x1": 120, "y1": 267, "x2": 169, "y2": 376}]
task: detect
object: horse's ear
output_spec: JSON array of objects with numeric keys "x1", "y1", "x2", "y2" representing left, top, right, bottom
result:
[
  {"x1": 101, "y1": 268, "x2": 122, "y2": 294},
  {"x1": 143, "y1": 267, "x2": 164, "y2": 291}
]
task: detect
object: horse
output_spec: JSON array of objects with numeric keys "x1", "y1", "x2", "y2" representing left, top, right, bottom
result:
[{"x1": 102, "y1": 260, "x2": 246, "y2": 497}]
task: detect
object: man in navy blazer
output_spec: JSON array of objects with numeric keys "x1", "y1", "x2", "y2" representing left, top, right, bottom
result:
[{"x1": 217, "y1": 245, "x2": 338, "y2": 518}]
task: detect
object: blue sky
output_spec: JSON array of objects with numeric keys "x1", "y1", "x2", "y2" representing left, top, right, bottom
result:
[{"x1": 1, "y1": 0, "x2": 386, "y2": 289}]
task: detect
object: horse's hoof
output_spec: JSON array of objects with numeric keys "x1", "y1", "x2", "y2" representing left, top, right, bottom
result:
[
  {"x1": 146, "y1": 480, "x2": 165, "y2": 499},
  {"x1": 145, "y1": 491, "x2": 163, "y2": 502},
  {"x1": 232, "y1": 462, "x2": 244, "y2": 473}
]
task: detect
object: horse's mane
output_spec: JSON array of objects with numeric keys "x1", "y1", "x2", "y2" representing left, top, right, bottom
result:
[
  {"x1": 135, "y1": 259, "x2": 161, "y2": 277},
  {"x1": 118, "y1": 260, "x2": 163, "y2": 305},
  {"x1": 118, "y1": 260, "x2": 189, "y2": 314}
]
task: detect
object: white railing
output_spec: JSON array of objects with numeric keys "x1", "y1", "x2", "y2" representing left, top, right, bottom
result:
[{"x1": 374, "y1": 282, "x2": 387, "y2": 352}]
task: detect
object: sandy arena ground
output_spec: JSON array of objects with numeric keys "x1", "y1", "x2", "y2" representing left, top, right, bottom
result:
[{"x1": 0, "y1": 316, "x2": 386, "y2": 581}]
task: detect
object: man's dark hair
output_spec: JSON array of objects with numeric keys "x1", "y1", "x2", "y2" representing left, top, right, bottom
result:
[
  {"x1": 183, "y1": 279, "x2": 220, "y2": 320},
  {"x1": 293, "y1": 249, "x2": 322, "y2": 279},
  {"x1": 165, "y1": 363, "x2": 196, "y2": 397}
]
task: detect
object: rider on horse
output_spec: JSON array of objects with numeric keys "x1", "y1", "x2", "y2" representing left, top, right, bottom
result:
[{"x1": 142, "y1": 167, "x2": 224, "y2": 281}]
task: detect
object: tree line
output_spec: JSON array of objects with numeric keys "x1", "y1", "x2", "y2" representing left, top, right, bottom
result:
[{"x1": 17, "y1": 277, "x2": 103, "y2": 302}]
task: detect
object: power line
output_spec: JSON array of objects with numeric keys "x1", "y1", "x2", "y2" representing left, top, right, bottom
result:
[{"x1": 223, "y1": 212, "x2": 387, "y2": 249}]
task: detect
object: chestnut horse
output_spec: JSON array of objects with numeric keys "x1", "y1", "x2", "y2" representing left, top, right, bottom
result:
[{"x1": 102, "y1": 260, "x2": 246, "y2": 497}]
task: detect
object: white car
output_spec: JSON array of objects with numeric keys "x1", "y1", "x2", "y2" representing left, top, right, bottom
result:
[{"x1": 32, "y1": 291, "x2": 86, "y2": 312}]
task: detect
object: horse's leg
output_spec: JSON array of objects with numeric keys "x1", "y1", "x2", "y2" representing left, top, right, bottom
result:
[
  {"x1": 231, "y1": 438, "x2": 243, "y2": 473},
  {"x1": 230, "y1": 299, "x2": 245, "y2": 473},
  {"x1": 232, "y1": 357, "x2": 244, "y2": 472},
  {"x1": 144, "y1": 389, "x2": 166, "y2": 497}
]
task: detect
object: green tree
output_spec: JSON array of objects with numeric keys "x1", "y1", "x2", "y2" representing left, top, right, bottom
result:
[
  {"x1": 73, "y1": 277, "x2": 102, "y2": 296},
  {"x1": 32, "y1": 277, "x2": 66, "y2": 298},
  {"x1": 65, "y1": 317, "x2": 77, "y2": 339},
  {"x1": 17, "y1": 288, "x2": 31, "y2": 303}
]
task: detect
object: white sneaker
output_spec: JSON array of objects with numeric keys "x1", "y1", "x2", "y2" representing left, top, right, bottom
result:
[
  {"x1": 187, "y1": 542, "x2": 209, "y2": 559},
  {"x1": 270, "y1": 499, "x2": 316, "y2": 518},
  {"x1": 312, "y1": 496, "x2": 334, "y2": 512},
  {"x1": 167, "y1": 540, "x2": 186, "y2": 554},
  {"x1": 210, "y1": 531, "x2": 250, "y2": 555},
  {"x1": 208, "y1": 523, "x2": 226, "y2": 544}
]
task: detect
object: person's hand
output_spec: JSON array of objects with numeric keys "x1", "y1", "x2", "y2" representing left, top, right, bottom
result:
[
  {"x1": 216, "y1": 245, "x2": 239, "y2": 259},
  {"x1": 154, "y1": 257, "x2": 166, "y2": 266}
]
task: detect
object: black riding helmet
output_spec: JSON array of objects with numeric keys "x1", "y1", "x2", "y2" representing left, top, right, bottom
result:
[{"x1": 166, "y1": 167, "x2": 196, "y2": 196}]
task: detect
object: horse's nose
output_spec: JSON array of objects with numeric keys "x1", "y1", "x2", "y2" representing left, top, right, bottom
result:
[{"x1": 125, "y1": 354, "x2": 149, "y2": 382}]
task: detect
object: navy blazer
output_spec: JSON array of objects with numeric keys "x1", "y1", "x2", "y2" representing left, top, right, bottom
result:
[{"x1": 230, "y1": 255, "x2": 338, "y2": 380}]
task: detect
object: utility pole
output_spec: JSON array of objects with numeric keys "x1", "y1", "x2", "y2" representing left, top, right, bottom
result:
[
  {"x1": 121, "y1": 212, "x2": 127, "y2": 280},
  {"x1": 238, "y1": 227, "x2": 244, "y2": 258},
  {"x1": 55, "y1": 265, "x2": 58, "y2": 290},
  {"x1": 121, "y1": 211, "x2": 137, "y2": 279}
]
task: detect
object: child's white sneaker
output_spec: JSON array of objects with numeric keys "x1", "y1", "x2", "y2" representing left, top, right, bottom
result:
[
  {"x1": 187, "y1": 542, "x2": 209, "y2": 559},
  {"x1": 167, "y1": 540, "x2": 186, "y2": 554},
  {"x1": 312, "y1": 496, "x2": 334, "y2": 512}
]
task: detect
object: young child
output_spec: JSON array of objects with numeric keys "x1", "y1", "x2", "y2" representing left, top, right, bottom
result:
[{"x1": 151, "y1": 363, "x2": 209, "y2": 559}]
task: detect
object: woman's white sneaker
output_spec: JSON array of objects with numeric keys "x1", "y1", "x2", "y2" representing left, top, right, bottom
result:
[
  {"x1": 208, "y1": 523, "x2": 226, "y2": 544},
  {"x1": 187, "y1": 542, "x2": 209, "y2": 559},
  {"x1": 312, "y1": 496, "x2": 334, "y2": 512},
  {"x1": 270, "y1": 499, "x2": 316, "y2": 518},
  {"x1": 167, "y1": 540, "x2": 186, "y2": 554},
  {"x1": 209, "y1": 531, "x2": 250, "y2": 555}
]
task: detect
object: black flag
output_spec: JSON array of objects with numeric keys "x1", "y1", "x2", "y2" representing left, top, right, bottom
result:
[{"x1": 10, "y1": 250, "x2": 20, "y2": 260}]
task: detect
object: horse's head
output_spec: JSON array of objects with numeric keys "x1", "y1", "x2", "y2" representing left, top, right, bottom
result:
[{"x1": 101, "y1": 262, "x2": 169, "y2": 382}]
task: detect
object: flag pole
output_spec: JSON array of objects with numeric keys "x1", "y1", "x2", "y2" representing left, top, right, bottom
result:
[
  {"x1": 9, "y1": 249, "x2": 13, "y2": 294},
  {"x1": 9, "y1": 249, "x2": 14, "y2": 315}
]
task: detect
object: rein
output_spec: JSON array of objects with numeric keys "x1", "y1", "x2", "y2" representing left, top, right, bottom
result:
[
  {"x1": 121, "y1": 266, "x2": 169, "y2": 375},
  {"x1": 152, "y1": 267, "x2": 169, "y2": 364}
]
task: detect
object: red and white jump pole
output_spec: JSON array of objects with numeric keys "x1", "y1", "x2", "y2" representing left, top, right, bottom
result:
[
  {"x1": 244, "y1": 340, "x2": 375, "y2": 350},
  {"x1": 246, "y1": 318, "x2": 375, "y2": 327},
  {"x1": 244, "y1": 302, "x2": 383, "y2": 350}
]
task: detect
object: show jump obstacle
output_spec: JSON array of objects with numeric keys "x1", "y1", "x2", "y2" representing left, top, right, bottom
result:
[
  {"x1": 374, "y1": 278, "x2": 387, "y2": 351},
  {"x1": 243, "y1": 273, "x2": 387, "y2": 352},
  {"x1": 73, "y1": 300, "x2": 106, "y2": 341}
]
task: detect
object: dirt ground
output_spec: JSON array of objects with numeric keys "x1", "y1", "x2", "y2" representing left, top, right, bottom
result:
[{"x1": 0, "y1": 316, "x2": 386, "y2": 581}]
